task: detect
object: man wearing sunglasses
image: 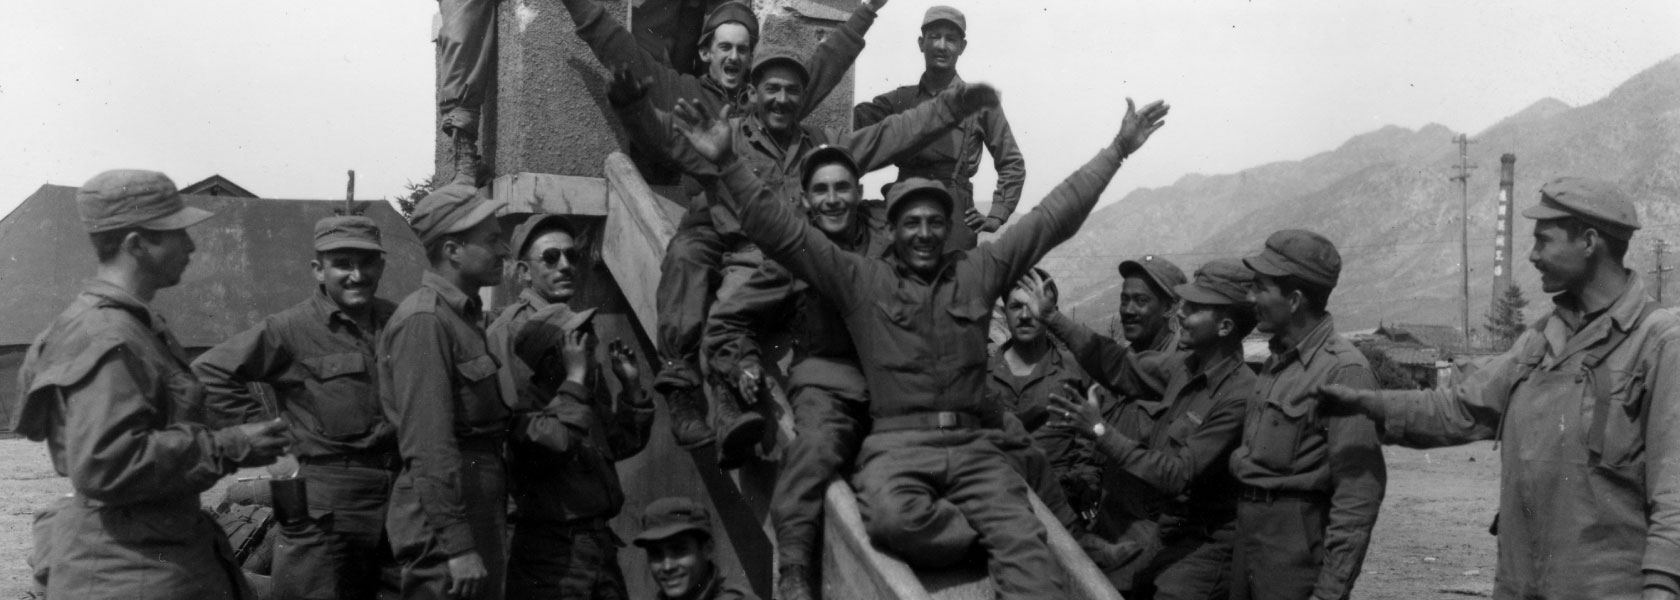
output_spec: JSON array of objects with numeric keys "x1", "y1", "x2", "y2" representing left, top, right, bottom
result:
[{"x1": 489, "y1": 214, "x2": 587, "y2": 410}]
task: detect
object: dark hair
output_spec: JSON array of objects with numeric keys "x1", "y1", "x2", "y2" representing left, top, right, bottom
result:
[
  {"x1": 521, "y1": 219, "x2": 578, "y2": 262},
  {"x1": 90, "y1": 228, "x2": 164, "y2": 262},
  {"x1": 1552, "y1": 217, "x2": 1629, "y2": 262},
  {"x1": 1272, "y1": 274, "x2": 1332, "y2": 315},
  {"x1": 1214, "y1": 304, "x2": 1259, "y2": 340},
  {"x1": 425, "y1": 233, "x2": 466, "y2": 264}
]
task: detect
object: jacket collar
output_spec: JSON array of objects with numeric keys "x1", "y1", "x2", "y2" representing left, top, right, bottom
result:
[
  {"x1": 82, "y1": 278, "x2": 159, "y2": 330},
  {"x1": 1270, "y1": 315, "x2": 1337, "y2": 370},
  {"x1": 918, "y1": 71, "x2": 965, "y2": 96},
  {"x1": 421, "y1": 270, "x2": 481, "y2": 319}
]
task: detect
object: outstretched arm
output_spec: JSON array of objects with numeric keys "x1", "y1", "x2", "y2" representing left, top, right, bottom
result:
[
  {"x1": 561, "y1": 0, "x2": 692, "y2": 109},
  {"x1": 797, "y1": 0, "x2": 886, "y2": 120},
  {"x1": 840, "y1": 82, "x2": 1001, "y2": 173}
]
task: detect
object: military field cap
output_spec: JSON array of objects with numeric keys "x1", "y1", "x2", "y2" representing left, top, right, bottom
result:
[
  {"x1": 1175, "y1": 258, "x2": 1254, "y2": 306},
  {"x1": 800, "y1": 145, "x2": 860, "y2": 189},
  {"x1": 77, "y1": 169, "x2": 215, "y2": 233},
  {"x1": 922, "y1": 6, "x2": 967, "y2": 33},
  {"x1": 1118, "y1": 255, "x2": 1187, "y2": 301},
  {"x1": 1244, "y1": 229, "x2": 1341, "y2": 288},
  {"x1": 702, "y1": 1, "x2": 759, "y2": 42},
  {"x1": 1521, "y1": 177, "x2": 1640, "y2": 240},
  {"x1": 408, "y1": 183, "x2": 506, "y2": 247},
  {"x1": 884, "y1": 177, "x2": 954, "y2": 219},
  {"x1": 633, "y1": 497, "x2": 713, "y2": 547},
  {"x1": 512, "y1": 304, "x2": 599, "y2": 372},
  {"x1": 314, "y1": 215, "x2": 384, "y2": 253},
  {"x1": 509, "y1": 214, "x2": 576, "y2": 260},
  {"x1": 749, "y1": 46, "x2": 809, "y2": 84}
]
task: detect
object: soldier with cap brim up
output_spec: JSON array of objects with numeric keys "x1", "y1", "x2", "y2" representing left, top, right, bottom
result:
[
  {"x1": 1038, "y1": 259, "x2": 1259, "y2": 599},
  {"x1": 1318, "y1": 177, "x2": 1680, "y2": 599},
  {"x1": 192, "y1": 213, "x2": 400, "y2": 599},
  {"x1": 1225, "y1": 229, "x2": 1385, "y2": 600},
  {"x1": 632, "y1": 497, "x2": 758, "y2": 600},
  {"x1": 378, "y1": 183, "x2": 512, "y2": 600},
  {"x1": 855, "y1": 5, "x2": 1027, "y2": 252},
  {"x1": 668, "y1": 77, "x2": 1169, "y2": 598},
  {"x1": 14, "y1": 170, "x2": 292, "y2": 599}
]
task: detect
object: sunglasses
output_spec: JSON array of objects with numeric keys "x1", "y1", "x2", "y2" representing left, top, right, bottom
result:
[{"x1": 534, "y1": 247, "x2": 581, "y2": 266}]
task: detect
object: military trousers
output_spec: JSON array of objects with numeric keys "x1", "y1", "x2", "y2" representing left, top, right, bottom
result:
[
  {"x1": 652, "y1": 211, "x2": 763, "y2": 394},
  {"x1": 1231, "y1": 494, "x2": 1338, "y2": 600},
  {"x1": 31, "y1": 494, "x2": 253, "y2": 600},
  {"x1": 387, "y1": 449, "x2": 508, "y2": 600},
  {"x1": 1129, "y1": 522, "x2": 1234, "y2": 600},
  {"x1": 273, "y1": 462, "x2": 399, "y2": 600},
  {"x1": 438, "y1": 0, "x2": 498, "y2": 133},
  {"x1": 506, "y1": 519, "x2": 627, "y2": 600},
  {"x1": 770, "y1": 359, "x2": 871, "y2": 570},
  {"x1": 853, "y1": 429, "x2": 1062, "y2": 600}
]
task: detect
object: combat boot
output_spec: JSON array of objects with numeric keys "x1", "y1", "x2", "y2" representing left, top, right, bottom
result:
[
  {"x1": 713, "y1": 384, "x2": 767, "y2": 470},
  {"x1": 449, "y1": 129, "x2": 484, "y2": 187},
  {"x1": 664, "y1": 387, "x2": 714, "y2": 449},
  {"x1": 776, "y1": 564, "x2": 814, "y2": 600}
]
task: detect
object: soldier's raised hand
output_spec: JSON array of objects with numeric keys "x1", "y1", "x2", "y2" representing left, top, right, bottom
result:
[
  {"x1": 1017, "y1": 270, "x2": 1057, "y2": 321},
  {"x1": 608, "y1": 339, "x2": 639, "y2": 385},
  {"x1": 671, "y1": 99, "x2": 735, "y2": 164},
  {"x1": 955, "y1": 82, "x2": 1001, "y2": 115},
  {"x1": 1049, "y1": 382, "x2": 1106, "y2": 439},
  {"x1": 1115, "y1": 97, "x2": 1170, "y2": 157},
  {"x1": 607, "y1": 66, "x2": 653, "y2": 108},
  {"x1": 561, "y1": 329, "x2": 594, "y2": 385}
]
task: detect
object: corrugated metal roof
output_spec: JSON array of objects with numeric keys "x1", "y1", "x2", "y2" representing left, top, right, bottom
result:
[{"x1": 0, "y1": 184, "x2": 427, "y2": 347}]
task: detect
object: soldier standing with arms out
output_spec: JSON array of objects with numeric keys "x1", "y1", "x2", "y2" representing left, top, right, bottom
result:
[
  {"x1": 379, "y1": 183, "x2": 511, "y2": 600},
  {"x1": 559, "y1": 0, "x2": 887, "y2": 449},
  {"x1": 13, "y1": 170, "x2": 291, "y2": 599},
  {"x1": 632, "y1": 498, "x2": 759, "y2": 600},
  {"x1": 193, "y1": 215, "x2": 399, "y2": 600},
  {"x1": 669, "y1": 89, "x2": 1168, "y2": 599},
  {"x1": 1319, "y1": 179, "x2": 1680, "y2": 600},
  {"x1": 1038, "y1": 260, "x2": 1258, "y2": 599},
  {"x1": 1227, "y1": 230, "x2": 1385, "y2": 600},
  {"x1": 853, "y1": 6, "x2": 1024, "y2": 252}
]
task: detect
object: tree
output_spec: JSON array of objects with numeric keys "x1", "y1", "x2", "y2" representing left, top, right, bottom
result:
[
  {"x1": 1356, "y1": 343, "x2": 1417, "y2": 390},
  {"x1": 1484, "y1": 284, "x2": 1529, "y2": 351},
  {"x1": 391, "y1": 176, "x2": 438, "y2": 221}
]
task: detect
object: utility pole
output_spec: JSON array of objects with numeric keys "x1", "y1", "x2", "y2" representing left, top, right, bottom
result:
[
  {"x1": 1450, "y1": 134, "x2": 1477, "y2": 349},
  {"x1": 345, "y1": 170, "x2": 357, "y2": 215},
  {"x1": 1653, "y1": 239, "x2": 1673, "y2": 304}
]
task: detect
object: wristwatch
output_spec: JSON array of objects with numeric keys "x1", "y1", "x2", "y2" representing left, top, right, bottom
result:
[{"x1": 1090, "y1": 422, "x2": 1107, "y2": 438}]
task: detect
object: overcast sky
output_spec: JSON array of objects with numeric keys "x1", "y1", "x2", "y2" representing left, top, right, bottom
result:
[{"x1": 3, "y1": 1, "x2": 1677, "y2": 219}]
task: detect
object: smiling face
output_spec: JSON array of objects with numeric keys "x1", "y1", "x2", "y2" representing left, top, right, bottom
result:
[
  {"x1": 803, "y1": 163, "x2": 861, "y2": 236},
  {"x1": 518, "y1": 229, "x2": 579, "y2": 304},
  {"x1": 646, "y1": 534, "x2": 714, "y2": 599},
  {"x1": 701, "y1": 23, "x2": 752, "y2": 91},
  {"x1": 890, "y1": 196, "x2": 950, "y2": 278},
  {"x1": 313, "y1": 249, "x2": 385, "y2": 312},
  {"x1": 1176, "y1": 301, "x2": 1231, "y2": 351},
  {"x1": 750, "y1": 64, "x2": 805, "y2": 135},
  {"x1": 1118, "y1": 276, "x2": 1173, "y2": 345},
  {"x1": 1529, "y1": 220, "x2": 1594, "y2": 294},
  {"x1": 918, "y1": 22, "x2": 966, "y2": 72}
]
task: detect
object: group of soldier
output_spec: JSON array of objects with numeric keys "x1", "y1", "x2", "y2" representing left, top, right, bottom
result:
[{"x1": 12, "y1": 1, "x2": 1680, "y2": 600}]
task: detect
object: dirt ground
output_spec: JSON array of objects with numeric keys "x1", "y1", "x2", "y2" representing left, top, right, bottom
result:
[{"x1": 0, "y1": 438, "x2": 1501, "y2": 599}]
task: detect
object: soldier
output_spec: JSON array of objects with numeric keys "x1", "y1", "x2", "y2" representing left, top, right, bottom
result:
[
  {"x1": 632, "y1": 497, "x2": 758, "y2": 600},
  {"x1": 1038, "y1": 260, "x2": 1258, "y2": 599},
  {"x1": 13, "y1": 170, "x2": 291, "y2": 599},
  {"x1": 853, "y1": 5, "x2": 1025, "y2": 252},
  {"x1": 614, "y1": 49, "x2": 1003, "y2": 459},
  {"x1": 1226, "y1": 230, "x2": 1385, "y2": 600},
  {"x1": 192, "y1": 214, "x2": 399, "y2": 600},
  {"x1": 984, "y1": 270, "x2": 1092, "y2": 511},
  {"x1": 670, "y1": 86, "x2": 1169, "y2": 599},
  {"x1": 488, "y1": 214, "x2": 584, "y2": 419},
  {"x1": 559, "y1": 0, "x2": 887, "y2": 450},
  {"x1": 379, "y1": 183, "x2": 511, "y2": 600},
  {"x1": 504, "y1": 304, "x2": 655, "y2": 598},
  {"x1": 1319, "y1": 178, "x2": 1680, "y2": 599}
]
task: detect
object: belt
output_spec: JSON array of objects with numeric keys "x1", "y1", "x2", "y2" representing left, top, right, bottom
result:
[
  {"x1": 1237, "y1": 485, "x2": 1327, "y2": 504},
  {"x1": 872, "y1": 411, "x2": 982, "y2": 433},
  {"x1": 299, "y1": 453, "x2": 401, "y2": 471}
]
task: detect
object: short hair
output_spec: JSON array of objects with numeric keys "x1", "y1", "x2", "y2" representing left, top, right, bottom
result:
[
  {"x1": 1272, "y1": 274, "x2": 1332, "y2": 315},
  {"x1": 90, "y1": 228, "x2": 164, "y2": 262},
  {"x1": 1552, "y1": 217, "x2": 1629, "y2": 263},
  {"x1": 425, "y1": 232, "x2": 466, "y2": 265},
  {"x1": 520, "y1": 219, "x2": 577, "y2": 262},
  {"x1": 1211, "y1": 303, "x2": 1259, "y2": 340}
]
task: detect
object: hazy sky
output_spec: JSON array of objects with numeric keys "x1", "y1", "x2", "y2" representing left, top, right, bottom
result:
[{"x1": 3, "y1": 1, "x2": 1677, "y2": 219}]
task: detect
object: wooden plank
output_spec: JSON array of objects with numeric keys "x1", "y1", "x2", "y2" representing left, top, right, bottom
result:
[
  {"x1": 492, "y1": 172, "x2": 610, "y2": 216},
  {"x1": 601, "y1": 152, "x2": 683, "y2": 347}
]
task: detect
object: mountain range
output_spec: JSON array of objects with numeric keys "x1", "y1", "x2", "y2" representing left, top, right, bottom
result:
[{"x1": 1046, "y1": 54, "x2": 1680, "y2": 334}]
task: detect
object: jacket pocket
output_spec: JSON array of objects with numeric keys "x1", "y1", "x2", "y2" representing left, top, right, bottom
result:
[
  {"x1": 870, "y1": 298, "x2": 922, "y2": 369},
  {"x1": 1245, "y1": 395, "x2": 1313, "y2": 473},
  {"x1": 455, "y1": 354, "x2": 505, "y2": 427},
  {"x1": 943, "y1": 299, "x2": 992, "y2": 370},
  {"x1": 1594, "y1": 366, "x2": 1648, "y2": 475},
  {"x1": 299, "y1": 353, "x2": 378, "y2": 438}
]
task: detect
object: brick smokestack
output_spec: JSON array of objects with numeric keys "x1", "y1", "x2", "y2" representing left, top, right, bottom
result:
[{"x1": 1491, "y1": 153, "x2": 1517, "y2": 304}]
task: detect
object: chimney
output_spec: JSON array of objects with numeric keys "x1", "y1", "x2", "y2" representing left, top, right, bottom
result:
[{"x1": 1491, "y1": 154, "x2": 1517, "y2": 304}]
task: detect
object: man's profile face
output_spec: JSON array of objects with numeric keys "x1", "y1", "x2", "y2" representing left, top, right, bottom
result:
[
  {"x1": 917, "y1": 22, "x2": 966, "y2": 72},
  {"x1": 451, "y1": 218, "x2": 508, "y2": 288},
  {"x1": 750, "y1": 64, "x2": 806, "y2": 134},
  {"x1": 136, "y1": 228, "x2": 197, "y2": 290},
  {"x1": 519, "y1": 230, "x2": 579, "y2": 304},
  {"x1": 1118, "y1": 276, "x2": 1172, "y2": 345},
  {"x1": 890, "y1": 197, "x2": 950, "y2": 277},
  {"x1": 1529, "y1": 220, "x2": 1593, "y2": 294},
  {"x1": 1006, "y1": 287, "x2": 1052, "y2": 345},
  {"x1": 803, "y1": 163, "x2": 861, "y2": 236},
  {"x1": 313, "y1": 249, "x2": 386, "y2": 311},
  {"x1": 1248, "y1": 274, "x2": 1292, "y2": 334},
  {"x1": 701, "y1": 23, "x2": 752, "y2": 91},
  {"x1": 646, "y1": 534, "x2": 714, "y2": 599}
]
